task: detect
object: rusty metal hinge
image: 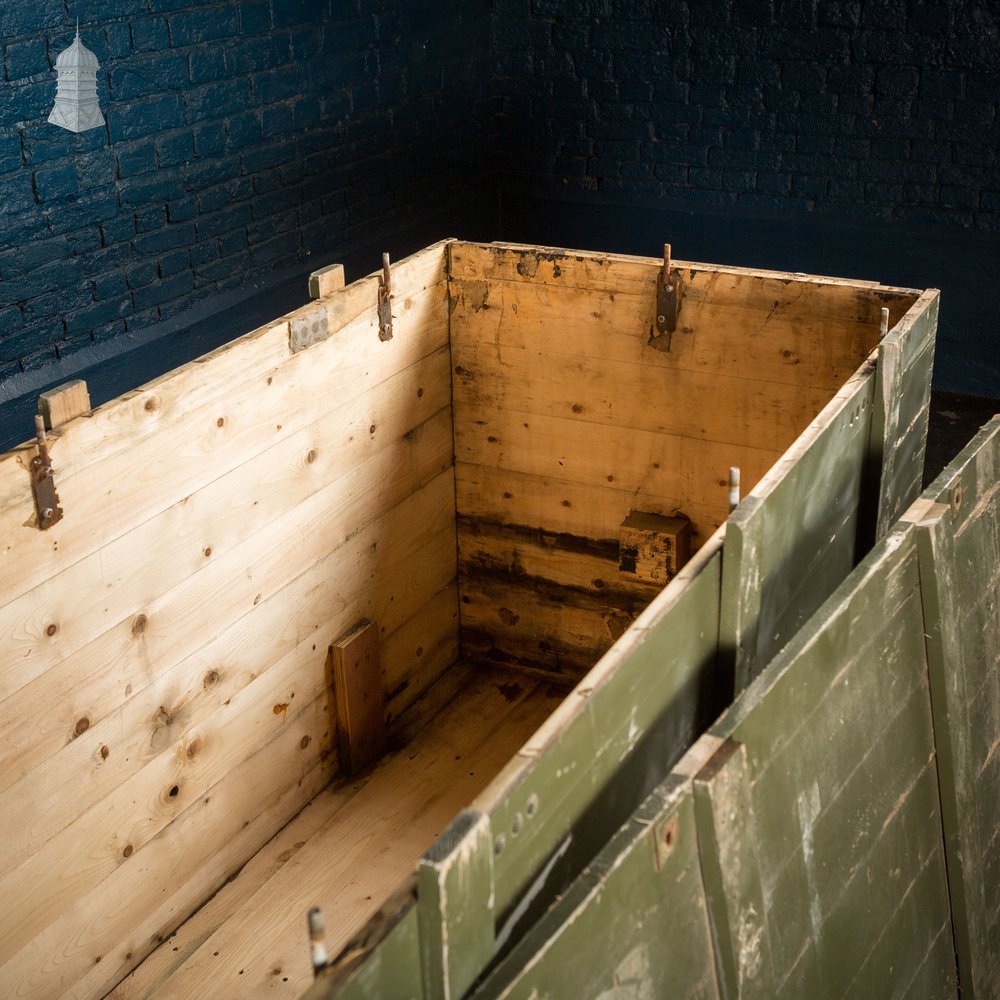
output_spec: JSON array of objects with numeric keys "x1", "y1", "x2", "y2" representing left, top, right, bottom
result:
[
  {"x1": 377, "y1": 252, "x2": 393, "y2": 342},
  {"x1": 650, "y1": 243, "x2": 685, "y2": 352},
  {"x1": 30, "y1": 415, "x2": 63, "y2": 530}
]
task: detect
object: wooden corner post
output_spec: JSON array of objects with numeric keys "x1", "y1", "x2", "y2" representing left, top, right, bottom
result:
[{"x1": 418, "y1": 810, "x2": 495, "y2": 1000}]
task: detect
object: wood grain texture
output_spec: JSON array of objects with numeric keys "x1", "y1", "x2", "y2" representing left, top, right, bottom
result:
[
  {"x1": 38, "y1": 379, "x2": 91, "y2": 430},
  {"x1": 331, "y1": 620, "x2": 386, "y2": 776},
  {"x1": 0, "y1": 244, "x2": 455, "y2": 1000},
  {"x1": 478, "y1": 532, "x2": 727, "y2": 921},
  {"x1": 132, "y1": 669, "x2": 562, "y2": 1000}
]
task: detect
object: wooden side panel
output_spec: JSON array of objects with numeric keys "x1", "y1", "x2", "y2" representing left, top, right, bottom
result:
[
  {"x1": 870, "y1": 290, "x2": 939, "y2": 539},
  {"x1": 471, "y1": 779, "x2": 719, "y2": 1000},
  {"x1": 711, "y1": 527, "x2": 954, "y2": 998},
  {"x1": 912, "y1": 416, "x2": 1000, "y2": 999},
  {"x1": 303, "y1": 900, "x2": 423, "y2": 1000},
  {"x1": 0, "y1": 242, "x2": 457, "y2": 1000},
  {"x1": 721, "y1": 366, "x2": 877, "y2": 691},
  {"x1": 450, "y1": 242, "x2": 898, "y2": 685},
  {"x1": 479, "y1": 537, "x2": 727, "y2": 925}
]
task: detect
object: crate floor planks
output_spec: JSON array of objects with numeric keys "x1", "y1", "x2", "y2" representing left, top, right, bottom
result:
[{"x1": 0, "y1": 240, "x2": 936, "y2": 999}]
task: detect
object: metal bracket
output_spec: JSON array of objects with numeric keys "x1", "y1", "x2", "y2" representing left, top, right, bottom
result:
[
  {"x1": 650, "y1": 243, "x2": 685, "y2": 352},
  {"x1": 30, "y1": 415, "x2": 63, "y2": 530},
  {"x1": 377, "y1": 252, "x2": 393, "y2": 342}
]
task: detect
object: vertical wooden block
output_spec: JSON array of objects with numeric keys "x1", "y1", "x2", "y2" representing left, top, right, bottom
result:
[
  {"x1": 693, "y1": 738, "x2": 772, "y2": 1000},
  {"x1": 330, "y1": 619, "x2": 386, "y2": 775},
  {"x1": 309, "y1": 262, "x2": 346, "y2": 299},
  {"x1": 618, "y1": 510, "x2": 693, "y2": 585},
  {"x1": 418, "y1": 810, "x2": 495, "y2": 1000},
  {"x1": 38, "y1": 379, "x2": 91, "y2": 430}
]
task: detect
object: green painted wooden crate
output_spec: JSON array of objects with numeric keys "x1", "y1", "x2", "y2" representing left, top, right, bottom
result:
[
  {"x1": 302, "y1": 254, "x2": 939, "y2": 1000},
  {"x1": 449, "y1": 419, "x2": 1000, "y2": 1000}
]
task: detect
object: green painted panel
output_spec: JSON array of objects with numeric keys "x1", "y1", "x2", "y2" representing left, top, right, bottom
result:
[
  {"x1": 418, "y1": 811, "x2": 495, "y2": 1000},
  {"x1": 692, "y1": 740, "x2": 771, "y2": 1000},
  {"x1": 869, "y1": 294, "x2": 938, "y2": 539},
  {"x1": 722, "y1": 370, "x2": 876, "y2": 691},
  {"x1": 710, "y1": 524, "x2": 953, "y2": 997},
  {"x1": 488, "y1": 547, "x2": 725, "y2": 924},
  {"x1": 471, "y1": 778, "x2": 719, "y2": 1000},
  {"x1": 303, "y1": 898, "x2": 422, "y2": 1000},
  {"x1": 915, "y1": 415, "x2": 1000, "y2": 1000}
]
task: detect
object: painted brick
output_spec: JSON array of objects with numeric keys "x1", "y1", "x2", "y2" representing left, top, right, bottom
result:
[
  {"x1": 5, "y1": 39, "x2": 50, "y2": 80},
  {"x1": 157, "y1": 130, "x2": 194, "y2": 167},
  {"x1": 0, "y1": 173, "x2": 33, "y2": 216},
  {"x1": 93, "y1": 271, "x2": 129, "y2": 300},
  {"x1": 169, "y1": 7, "x2": 240, "y2": 47},
  {"x1": 189, "y1": 48, "x2": 228, "y2": 84},
  {"x1": 111, "y1": 94, "x2": 185, "y2": 142},
  {"x1": 110, "y1": 54, "x2": 189, "y2": 101},
  {"x1": 0, "y1": 0, "x2": 62, "y2": 40},
  {"x1": 105, "y1": 22, "x2": 132, "y2": 60},
  {"x1": 0, "y1": 81, "x2": 51, "y2": 127},
  {"x1": 133, "y1": 271, "x2": 194, "y2": 310},
  {"x1": 240, "y1": 1, "x2": 272, "y2": 35},
  {"x1": 34, "y1": 162, "x2": 77, "y2": 201},
  {"x1": 0, "y1": 306, "x2": 22, "y2": 337},
  {"x1": 131, "y1": 16, "x2": 170, "y2": 52},
  {"x1": 133, "y1": 223, "x2": 197, "y2": 256},
  {"x1": 159, "y1": 248, "x2": 190, "y2": 276},
  {"x1": 65, "y1": 297, "x2": 131, "y2": 335},
  {"x1": 118, "y1": 140, "x2": 157, "y2": 178},
  {"x1": 185, "y1": 79, "x2": 251, "y2": 122}
]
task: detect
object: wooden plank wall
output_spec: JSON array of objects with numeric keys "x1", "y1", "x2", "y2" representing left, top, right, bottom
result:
[
  {"x1": 914, "y1": 417, "x2": 1000, "y2": 999},
  {"x1": 0, "y1": 242, "x2": 458, "y2": 1000},
  {"x1": 711, "y1": 526, "x2": 954, "y2": 998},
  {"x1": 449, "y1": 241, "x2": 914, "y2": 684}
]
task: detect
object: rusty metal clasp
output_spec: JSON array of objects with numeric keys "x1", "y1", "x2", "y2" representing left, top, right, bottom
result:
[
  {"x1": 377, "y1": 252, "x2": 393, "y2": 342},
  {"x1": 30, "y1": 415, "x2": 63, "y2": 530},
  {"x1": 651, "y1": 243, "x2": 685, "y2": 352}
]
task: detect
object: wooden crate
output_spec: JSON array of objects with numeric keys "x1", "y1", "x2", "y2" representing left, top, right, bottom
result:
[
  {"x1": 455, "y1": 419, "x2": 1000, "y2": 1000},
  {"x1": 0, "y1": 240, "x2": 936, "y2": 999}
]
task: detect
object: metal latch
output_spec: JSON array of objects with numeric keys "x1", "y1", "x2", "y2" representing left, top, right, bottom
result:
[
  {"x1": 377, "y1": 252, "x2": 393, "y2": 342},
  {"x1": 650, "y1": 243, "x2": 685, "y2": 352},
  {"x1": 30, "y1": 415, "x2": 63, "y2": 530}
]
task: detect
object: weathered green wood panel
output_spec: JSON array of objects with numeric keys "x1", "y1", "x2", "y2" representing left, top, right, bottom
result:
[
  {"x1": 869, "y1": 289, "x2": 939, "y2": 539},
  {"x1": 486, "y1": 542, "x2": 726, "y2": 926},
  {"x1": 721, "y1": 367, "x2": 875, "y2": 691},
  {"x1": 712, "y1": 525, "x2": 954, "y2": 998},
  {"x1": 912, "y1": 416, "x2": 1000, "y2": 1000},
  {"x1": 471, "y1": 777, "x2": 719, "y2": 1000},
  {"x1": 692, "y1": 739, "x2": 771, "y2": 1000},
  {"x1": 417, "y1": 811, "x2": 495, "y2": 1000},
  {"x1": 302, "y1": 891, "x2": 422, "y2": 1000}
]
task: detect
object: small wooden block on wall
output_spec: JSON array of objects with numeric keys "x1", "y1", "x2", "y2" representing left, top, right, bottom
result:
[
  {"x1": 308, "y1": 262, "x2": 346, "y2": 299},
  {"x1": 330, "y1": 619, "x2": 386, "y2": 775},
  {"x1": 619, "y1": 511, "x2": 693, "y2": 585},
  {"x1": 38, "y1": 379, "x2": 91, "y2": 430}
]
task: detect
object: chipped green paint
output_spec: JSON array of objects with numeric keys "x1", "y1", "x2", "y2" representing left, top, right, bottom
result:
[
  {"x1": 911, "y1": 416, "x2": 1000, "y2": 999},
  {"x1": 471, "y1": 778, "x2": 719, "y2": 1000}
]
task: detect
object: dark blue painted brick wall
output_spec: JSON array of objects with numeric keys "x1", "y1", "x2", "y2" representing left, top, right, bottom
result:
[
  {"x1": 0, "y1": 0, "x2": 491, "y2": 377},
  {"x1": 492, "y1": 0, "x2": 999, "y2": 230}
]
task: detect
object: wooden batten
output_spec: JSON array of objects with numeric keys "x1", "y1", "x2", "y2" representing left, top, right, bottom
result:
[
  {"x1": 38, "y1": 378, "x2": 91, "y2": 430},
  {"x1": 331, "y1": 620, "x2": 387, "y2": 775}
]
